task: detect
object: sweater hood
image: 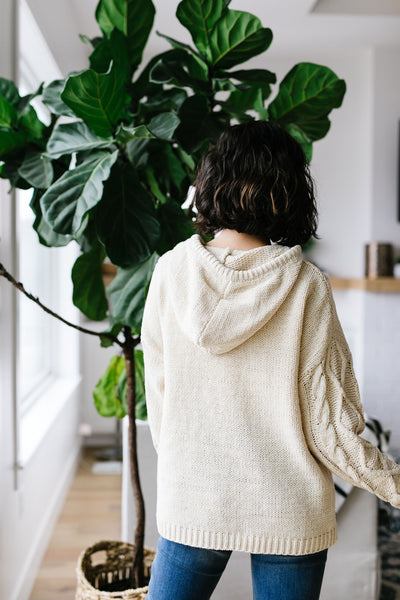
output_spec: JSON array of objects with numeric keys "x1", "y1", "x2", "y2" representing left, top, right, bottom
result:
[{"x1": 164, "y1": 233, "x2": 303, "y2": 355}]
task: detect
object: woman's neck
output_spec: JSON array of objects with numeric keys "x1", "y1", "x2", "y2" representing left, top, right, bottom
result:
[{"x1": 205, "y1": 229, "x2": 268, "y2": 251}]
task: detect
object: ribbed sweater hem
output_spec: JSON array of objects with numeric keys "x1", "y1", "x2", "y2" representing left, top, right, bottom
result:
[{"x1": 158, "y1": 521, "x2": 338, "y2": 555}]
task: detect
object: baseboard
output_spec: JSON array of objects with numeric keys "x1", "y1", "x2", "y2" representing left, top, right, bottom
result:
[
  {"x1": 82, "y1": 433, "x2": 118, "y2": 448},
  {"x1": 13, "y1": 442, "x2": 82, "y2": 600}
]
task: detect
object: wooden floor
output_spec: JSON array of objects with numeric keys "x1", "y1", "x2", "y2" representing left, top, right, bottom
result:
[{"x1": 29, "y1": 447, "x2": 122, "y2": 600}]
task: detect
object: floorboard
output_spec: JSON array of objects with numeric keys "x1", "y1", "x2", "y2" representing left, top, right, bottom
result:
[{"x1": 29, "y1": 446, "x2": 122, "y2": 600}]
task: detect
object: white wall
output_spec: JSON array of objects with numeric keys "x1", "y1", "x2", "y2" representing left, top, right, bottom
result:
[
  {"x1": 265, "y1": 49, "x2": 374, "y2": 278},
  {"x1": 361, "y1": 45, "x2": 400, "y2": 448},
  {"x1": 370, "y1": 46, "x2": 400, "y2": 246},
  {"x1": 0, "y1": 3, "x2": 18, "y2": 597},
  {"x1": 309, "y1": 50, "x2": 374, "y2": 278}
]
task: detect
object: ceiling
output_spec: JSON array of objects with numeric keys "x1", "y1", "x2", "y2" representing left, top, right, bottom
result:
[{"x1": 25, "y1": 0, "x2": 400, "y2": 76}]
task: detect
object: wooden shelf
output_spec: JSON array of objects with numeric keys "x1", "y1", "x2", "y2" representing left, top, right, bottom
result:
[{"x1": 330, "y1": 277, "x2": 400, "y2": 293}]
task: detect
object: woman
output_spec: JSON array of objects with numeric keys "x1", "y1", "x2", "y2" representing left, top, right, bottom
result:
[{"x1": 140, "y1": 120, "x2": 400, "y2": 600}]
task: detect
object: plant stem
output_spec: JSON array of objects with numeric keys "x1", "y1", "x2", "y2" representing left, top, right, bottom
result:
[
  {"x1": 0, "y1": 263, "x2": 123, "y2": 347},
  {"x1": 123, "y1": 326, "x2": 146, "y2": 588},
  {"x1": 207, "y1": 65, "x2": 215, "y2": 111}
]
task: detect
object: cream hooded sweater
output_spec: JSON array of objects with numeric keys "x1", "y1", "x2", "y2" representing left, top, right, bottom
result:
[{"x1": 140, "y1": 233, "x2": 400, "y2": 556}]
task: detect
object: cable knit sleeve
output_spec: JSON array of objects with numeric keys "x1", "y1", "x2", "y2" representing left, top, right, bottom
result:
[
  {"x1": 299, "y1": 270, "x2": 400, "y2": 508},
  {"x1": 140, "y1": 258, "x2": 165, "y2": 454}
]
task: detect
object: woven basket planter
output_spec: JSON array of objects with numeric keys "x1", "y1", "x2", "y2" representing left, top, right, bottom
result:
[{"x1": 76, "y1": 540, "x2": 156, "y2": 600}]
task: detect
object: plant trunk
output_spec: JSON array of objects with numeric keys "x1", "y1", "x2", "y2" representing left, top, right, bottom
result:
[{"x1": 123, "y1": 327, "x2": 145, "y2": 589}]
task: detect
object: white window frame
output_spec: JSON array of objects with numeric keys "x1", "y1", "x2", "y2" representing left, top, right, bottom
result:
[
  {"x1": 17, "y1": 188, "x2": 54, "y2": 411},
  {"x1": 16, "y1": 0, "x2": 81, "y2": 467}
]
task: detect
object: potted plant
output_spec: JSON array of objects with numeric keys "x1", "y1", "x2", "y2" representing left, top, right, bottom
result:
[{"x1": 0, "y1": 0, "x2": 346, "y2": 594}]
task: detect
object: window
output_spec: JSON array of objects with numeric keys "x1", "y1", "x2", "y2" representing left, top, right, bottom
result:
[
  {"x1": 16, "y1": 0, "x2": 63, "y2": 411},
  {"x1": 17, "y1": 190, "x2": 54, "y2": 404},
  {"x1": 15, "y1": 0, "x2": 80, "y2": 437}
]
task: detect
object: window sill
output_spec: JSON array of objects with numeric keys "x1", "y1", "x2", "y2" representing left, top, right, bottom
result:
[{"x1": 19, "y1": 374, "x2": 82, "y2": 467}]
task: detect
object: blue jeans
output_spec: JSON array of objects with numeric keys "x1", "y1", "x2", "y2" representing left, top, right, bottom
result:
[{"x1": 146, "y1": 536, "x2": 328, "y2": 600}]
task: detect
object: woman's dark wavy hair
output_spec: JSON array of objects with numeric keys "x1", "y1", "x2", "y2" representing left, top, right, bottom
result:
[{"x1": 191, "y1": 120, "x2": 318, "y2": 247}]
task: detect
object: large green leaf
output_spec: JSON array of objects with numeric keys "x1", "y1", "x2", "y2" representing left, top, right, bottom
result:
[
  {"x1": 73, "y1": 214, "x2": 100, "y2": 252},
  {"x1": 156, "y1": 198, "x2": 196, "y2": 255},
  {"x1": 213, "y1": 70, "x2": 272, "y2": 122},
  {"x1": 253, "y1": 89, "x2": 270, "y2": 120},
  {"x1": 212, "y1": 78, "x2": 248, "y2": 93},
  {"x1": 18, "y1": 148, "x2": 53, "y2": 188},
  {"x1": 0, "y1": 82, "x2": 44, "y2": 158},
  {"x1": 0, "y1": 151, "x2": 29, "y2": 188},
  {"x1": 95, "y1": 0, "x2": 155, "y2": 69},
  {"x1": 268, "y1": 62, "x2": 346, "y2": 141},
  {"x1": 96, "y1": 162, "x2": 160, "y2": 267},
  {"x1": 150, "y1": 49, "x2": 209, "y2": 91},
  {"x1": 71, "y1": 246, "x2": 108, "y2": 320},
  {"x1": 17, "y1": 84, "x2": 44, "y2": 118},
  {"x1": 115, "y1": 123, "x2": 156, "y2": 147},
  {"x1": 40, "y1": 150, "x2": 118, "y2": 235},
  {"x1": 79, "y1": 34, "x2": 102, "y2": 47},
  {"x1": 99, "y1": 322, "x2": 124, "y2": 347},
  {"x1": 89, "y1": 28, "x2": 130, "y2": 77},
  {"x1": 126, "y1": 138, "x2": 151, "y2": 168},
  {"x1": 0, "y1": 99, "x2": 42, "y2": 158},
  {"x1": 37, "y1": 219, "x2": 73, "y2": 246},
  {"x1": 129, "y1": 53, "x2": 166, "y2": 102},
  {"x1": 0, "y1": 93, "x2": 18, "y2": 128},
  {"x1": 35, "y1": 218, "x2": 73, "y2": 247},
  {"x1": 0, "y1": 78, "x2": 20, "y2": 105},
  {"x1": 144, "y1": 166, "x2": 166, "y2": 205},
  {"x1": 176, "y1": 0, "x2": 228, "y2": 61},
  {"x1": 94, "y1": 355, "x2": 126, "y2": 418},
  {"x1": 176, "y1": 146, "x2": 196, "y2": 171},
  {"x1": 0, "y1": 129, "x2": 28, "y2": 159},
  {"x1": 284, "y1": 123, "x2": 313, "y2": 163},
  {"x1": 142, "y1": 88, "x2": 187, "y2": 113},
  {"x1": 222, "y1": 81, "x2": 270, "y2": 118},
  {"x1": 160, "y1": 144, "x2": 188, "y2": 191},
  {"x1": 147, "y1": 144, "x2": 188, "y2": 198},
  {"x1": 174, "y1": 94, "x2": 209, "y2": 153},
  {"x1": 106, "y1": 252, "x2": 159, "y2": 328},
  {"x1": 209, "y1": 10, "x2": 273, "y2": 69},
  {"x1": 18, "y1": 105, "x2": 45, "y2": 140},
  {"x1": 61, "y1": 66, "x2": 127, "y2": 137},
  {"x1": 147, "y1": 112, "x2": 180, "y2": 140},
  {"x1": 175, "y1": 94, "x2": 226, "y2": 152},
  {"x1": 217, "y1": 67, "x2": 276, "y2": 86},
  {"x1": 156, "y1": 31, "x2": 203, "y2": 58},
  {"x1": 47, "y1": 121, "x2": 113, "y2": 159},
  {"x1": 42, "y1": 79, "x2": 77, "y2": 117},
  {"x1": 0, "y1": 94, "x2": 28, "y2": 157},
  {"x1": 30, "y1": 189, "x2": 73, "y2": 247}
]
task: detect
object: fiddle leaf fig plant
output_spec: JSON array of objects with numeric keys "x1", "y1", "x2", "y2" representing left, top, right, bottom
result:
[{"x1": 0, "y1": 0, "x2": 346, "y2": 590}]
